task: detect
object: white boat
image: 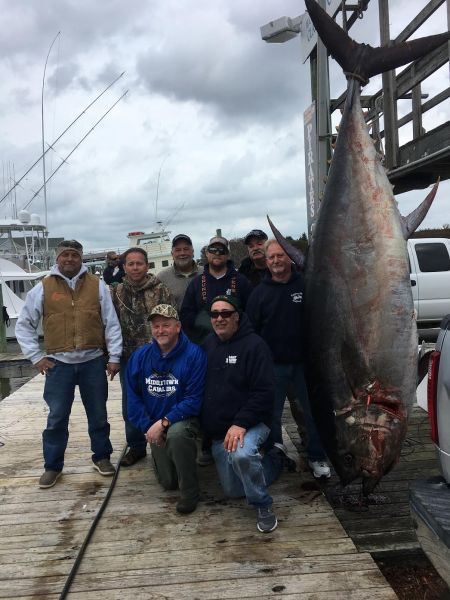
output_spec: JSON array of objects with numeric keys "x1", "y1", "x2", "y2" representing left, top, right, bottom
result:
[
  {"x1": 127, "y1": 228, "x2": 173, "y2": 272},
  {"x1": 0, "y1": 257, "x2": 48, "y2": 338}
]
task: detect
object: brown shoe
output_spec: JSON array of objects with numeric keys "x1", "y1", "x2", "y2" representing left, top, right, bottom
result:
[
  {"x1": 120, "y1": 448, "x2": 147, "y2": 467},
  {"x1": 176, "y1": 497, "x2": 199, "y2": 514},
  {"x1": 93, "y1": 458, "x2": 115, "y2": 476},
  {"x1": 39, "y1": 470, "x2": 62, "y2": 489}
]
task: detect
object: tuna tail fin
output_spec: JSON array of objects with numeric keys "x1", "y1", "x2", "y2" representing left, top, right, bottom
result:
[
  {"x1": 304, "y1": 0, "x2": 450, "y2": 82},
  {"x1": 266, "y1": 216, "x2": 306, "y2": 269},
  {"x1": 401, "y1": 179, "x2": 439, "y2": 239}
]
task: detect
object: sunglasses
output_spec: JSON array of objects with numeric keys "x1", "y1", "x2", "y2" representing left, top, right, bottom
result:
[
  {"x1": 207, "y1": 245, "x2": 228, "y2": 255},
  {"x1": 209, "y1": 310, "x2": 236, "y2": 320}
]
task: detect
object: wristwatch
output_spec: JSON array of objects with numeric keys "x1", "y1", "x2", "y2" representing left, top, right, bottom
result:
[{"x1": 161, "y1": 417, "x2": 171, "y2": 431}]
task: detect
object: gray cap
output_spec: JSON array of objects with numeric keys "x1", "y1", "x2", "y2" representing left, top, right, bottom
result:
[{"x1": 208, "y1": 236, "x2": 229, "y2": 250}]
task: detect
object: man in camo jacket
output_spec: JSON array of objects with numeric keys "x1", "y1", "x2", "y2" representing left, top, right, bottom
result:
[{"x1": 112, "y1": 246, "x2": 173, "y2": 466}]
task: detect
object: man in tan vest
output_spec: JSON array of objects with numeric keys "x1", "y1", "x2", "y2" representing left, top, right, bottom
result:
[{"x1": 16, "y1": 239, "x2": 123, "y2": 489}]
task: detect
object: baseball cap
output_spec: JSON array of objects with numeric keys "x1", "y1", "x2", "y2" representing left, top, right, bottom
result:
[
  {"x1": 56, "y1": 239, "x2": 83, "y2": 259},
  {"x1": 208, "y1": 236, "x2": 229, "y2": 250},
  {"x1": 244, "y1": 229, "x2": 268, "y2": 245},
  {"x1": 172, "y1": 234, "x2": 192, "y2": 247},
  {"x1": 210, "y1": 294, "x2": 241, "y2": 313},
  {"x1": 149, "y1": 304, "x2": 179, "y2": 320}
]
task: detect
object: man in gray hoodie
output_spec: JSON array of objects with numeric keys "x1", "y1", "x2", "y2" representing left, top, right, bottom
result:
[{"x1": 16, "y1": 239, "x2": 123, "y2": 489}]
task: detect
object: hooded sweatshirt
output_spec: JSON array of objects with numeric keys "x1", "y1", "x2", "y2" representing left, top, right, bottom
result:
[
  {"x1": 126, "y1": 331, "x2": 207, "y2": 433},
  {"x1": 180, "y1": 262, "x2": 253, "y2": 343},
  {"x1": 246, "y1": 270, "x2": 306, "y2": 364},
  {"x1": 16, "y1": 264, "x2": 122, "y2": 365},
  {"x1": 201, "y1": 313, "x2": 274, "y2": 440},
  {"x1": 112, "y1": 275, "x2": 173, "y2": 359}
]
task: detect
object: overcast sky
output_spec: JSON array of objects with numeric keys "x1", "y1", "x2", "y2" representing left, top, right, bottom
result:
[{"x1": 0, "y1": 0, "x2": 448, "y2": 256}]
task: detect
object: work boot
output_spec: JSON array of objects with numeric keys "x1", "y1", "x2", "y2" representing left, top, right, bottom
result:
[
  {"x1": 176, "y1": 496, "x2": 199, "y2": 514},
  {"x1": 120, "y1": 448, "x2": 147, "y2": 467}
]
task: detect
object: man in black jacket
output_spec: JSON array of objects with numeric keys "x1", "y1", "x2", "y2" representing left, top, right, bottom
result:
[
  {"x1": 246, "y1": 239, "x2": 330, "y2": 480},
  {"x1": 180, "y1": 236, "x2": 252, "y2": 345},
  {"x1": 103, "y1": 251, "x2": 125, "y2": 286},
  {"x1": 238, "y1": 229, "x2": 269, "y2": 287},
  {"x1": 202, "y1": 295, "x2": 285, "y2": 533}
]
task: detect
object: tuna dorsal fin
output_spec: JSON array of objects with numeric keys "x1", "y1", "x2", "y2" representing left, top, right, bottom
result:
[
  {"x1": 266, "y1": 215, "x2": 305, "y2": 269},
  {"x1": 304, "y1": 0, "x2": 450, "y2": 82},
  {"x1": 401, "y1": 179, "x2": 440, "y2": 239}
]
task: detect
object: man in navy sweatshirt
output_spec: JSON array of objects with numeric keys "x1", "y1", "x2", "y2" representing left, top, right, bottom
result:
[
  {"x1": 202, "y1": 295, "x2": 287, "y2": 533},
  {"x1": 126, "y1": 304, "x2": 207, "y2": 514},
  {"x1": 246, "y1": 240, "x2": 331, "y2": 480}
]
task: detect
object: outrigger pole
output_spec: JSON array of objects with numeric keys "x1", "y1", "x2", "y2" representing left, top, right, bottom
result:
[
  {"x1": 22, "y1": 90, "x2": 129, "y2": 210},
  {"x1": 0, "y1": 71, "x2": 126, "y2": 206}
]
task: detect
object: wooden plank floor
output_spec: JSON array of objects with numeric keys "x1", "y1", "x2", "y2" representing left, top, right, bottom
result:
[
  {"x1": 285, "y1": 405, "x2": 441, "y2": 555},
  {"x1": 0, "y1": 374, "x2": 397, "y2": 599}
]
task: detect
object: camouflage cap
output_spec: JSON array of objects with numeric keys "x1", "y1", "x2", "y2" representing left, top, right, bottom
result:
[
  {"x1": 149, "y1": 304, "x2": 179, "y2": 321},
  {"x1": 56, "y1": 239, "x2": 83, "y2": 259}
]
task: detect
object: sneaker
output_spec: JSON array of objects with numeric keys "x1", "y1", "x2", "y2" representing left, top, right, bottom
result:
[
  {"x1": 120, "y1": 448, "x2": 147, "y2": 467},
  {"x1": 256, "y1": 506, "x2": 278, "y2": 533},
  {"x1": 176, "y1": 497, "x2": 199, "y2": 514},
  {"x1": 39, "y1": 470, "x2": 62, "y2": 489},
  {"x1": 93, "y1": 458, "x2": 115, "y2": 476},
  {"x1": 273, "y1": 443, "x2": 297, "y2": 472},
  {"x1": 308, "y1": 459, "x2": 331, "y2": 479},
  {"x1": 197, "y1": 450, "x2": 214, "y2": 466}
]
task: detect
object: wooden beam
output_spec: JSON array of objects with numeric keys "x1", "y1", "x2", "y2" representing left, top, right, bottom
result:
[{"x1": 394, "y1": 0, "x2": 445, "y2": 43}]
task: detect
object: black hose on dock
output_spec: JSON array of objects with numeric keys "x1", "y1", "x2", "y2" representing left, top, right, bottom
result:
[{"x1": 58, "y1": 444, "x2": 128, "y2": 600}]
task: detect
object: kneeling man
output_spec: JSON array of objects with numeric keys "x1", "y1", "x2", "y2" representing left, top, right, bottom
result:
[
  {"x1": 126, "y1": 304, "x2": 207, "y2": 514},
  {"x1": 202, "y1": 295, "x2": 284, "y2": 533}
]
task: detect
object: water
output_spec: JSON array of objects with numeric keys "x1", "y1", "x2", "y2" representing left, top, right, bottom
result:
[
  {"x1": 0, "y1": 340, "x2": 36, "y2": 401},
  {"x1": 0, "y1": 362, "x2": 36, "y2": 401}
]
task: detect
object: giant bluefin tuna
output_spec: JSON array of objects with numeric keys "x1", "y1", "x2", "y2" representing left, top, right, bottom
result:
[{"x1": 271, "y1": 0, "x2": 448, "y2": 494}]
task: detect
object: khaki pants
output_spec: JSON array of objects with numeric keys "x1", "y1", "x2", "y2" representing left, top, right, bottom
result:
[{"x1": 150, "y1": 418, "x2": 200, "y2": 501}]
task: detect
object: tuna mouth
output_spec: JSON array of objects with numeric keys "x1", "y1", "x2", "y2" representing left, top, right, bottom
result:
[{"x1": 361, "y1": 381, "x2": 406, "y2": 421}]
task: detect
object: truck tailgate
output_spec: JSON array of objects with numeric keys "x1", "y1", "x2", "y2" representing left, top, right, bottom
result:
[{"x1": 410, "y1": 476, "x2": 450, "y2": 586}]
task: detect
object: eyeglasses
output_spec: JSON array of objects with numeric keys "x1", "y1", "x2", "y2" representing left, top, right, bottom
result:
[
  {"x1": 207, "y1": 245, "x2": 228, "y2": 255},
  {"x1": 210, "y1": 310, "x2": 236, "y2": 320}
]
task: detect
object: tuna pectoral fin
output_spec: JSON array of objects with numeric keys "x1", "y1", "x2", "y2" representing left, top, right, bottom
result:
[
  {"x1": 267, "y1": 215, "x2": 306, "y2": 269},
  {"x1": 305, "y1": 0, "x2": 450, "y2": 82},
  {"x1": 401, "y1": 179, "x2": 439, "y2": 239}
]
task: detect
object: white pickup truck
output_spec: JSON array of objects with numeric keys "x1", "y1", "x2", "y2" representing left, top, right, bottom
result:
[
  {"x1": 408, "y1": 238, "x2": 450, "y2": 324},
  {"x1": 410, "y1": 314, "x2": 450, "y2": 587}
]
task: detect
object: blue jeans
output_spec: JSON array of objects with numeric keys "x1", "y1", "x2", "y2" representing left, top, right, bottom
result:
[
  {"x1": 120, "y1": 359, "x2": 147, "y2": 451},
  {"x1": 42, "y1": 356, "x2": 113, "y2": 471},
  {"x1": 274, "y1": 363, "x2": 326, "y2": 461},
  {"x1": 211, "y1": 423, "x2": 282, "y2": 508}
]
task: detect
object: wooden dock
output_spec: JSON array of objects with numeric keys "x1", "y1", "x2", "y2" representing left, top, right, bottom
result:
[
  {"x1": 285, "y1": 406, "x2": 441, "y2": 556},
  {"x1": 0, "y1": 374, "x2": 397, "y2": 599}
]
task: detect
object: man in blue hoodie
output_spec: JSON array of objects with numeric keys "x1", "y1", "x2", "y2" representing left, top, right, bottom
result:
[{"x1": 126, "y1": 304, "x2": 207, "y2": 514}]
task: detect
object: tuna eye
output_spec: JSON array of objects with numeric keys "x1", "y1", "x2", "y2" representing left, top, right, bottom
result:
[{"x1": 344, "y1": 453, "x2": 353, "y2": 465}]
